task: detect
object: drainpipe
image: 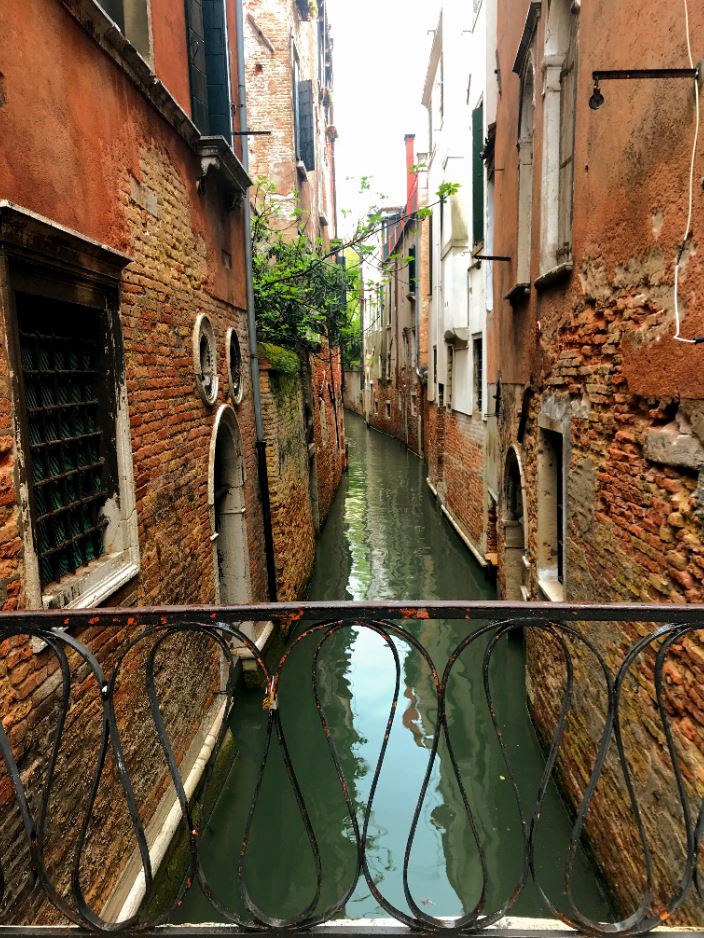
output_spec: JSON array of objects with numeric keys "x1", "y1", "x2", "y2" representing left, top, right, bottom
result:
[{"x1": 234, "y1": 0, "x2": 278, "y2": 602}]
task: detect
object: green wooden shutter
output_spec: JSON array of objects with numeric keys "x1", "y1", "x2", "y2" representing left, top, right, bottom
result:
[
  {"x1": 186, "y1": 0, "x2": 209, "y2": 133},
  {"x1": 203, "y1": 0, "x2": 232, "y2": 142},
  {"x1": 472, "y1": 102, "x2": 484, "y2": 246},
  {"x1": 298, "y1": 79, "x2": 315, "y2": 171},
  {"x1": 99, "y1": 0, "x2": 125, "y2": 30}
]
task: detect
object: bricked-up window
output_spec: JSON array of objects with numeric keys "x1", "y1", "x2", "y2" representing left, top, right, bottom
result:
[
  {"x1": 185, "y1": 0, "x2": 233, "y2": 143},
  {"x1": 17, "y1": 298, "x2": 118, "y2": 590},
  {"x1": 98, "y1": 0, "x2": 151, "y2": 58}
]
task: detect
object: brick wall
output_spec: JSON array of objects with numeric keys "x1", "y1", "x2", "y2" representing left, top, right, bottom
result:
[
  {"x1": 0, "y1": 0, "x2": 267, "y2": 922},
  {"x1": 310, "y1": 346, "x2": 346, "y2": 523},
  {"x1": 490, "y1": 0, "x2": 704, "y2": 920},
  {"x1": 258, "y1": 359, "x2": 317, "y2": 601}
]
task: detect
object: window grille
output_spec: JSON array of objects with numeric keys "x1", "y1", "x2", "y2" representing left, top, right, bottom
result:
[{"x1": 17, "y1": 301, "x2": 111, "y2": 589}]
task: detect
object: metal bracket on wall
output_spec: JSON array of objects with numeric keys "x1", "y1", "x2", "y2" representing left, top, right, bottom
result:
[{"x1": 589, "y1": 68, "x2": 699, "y2": 109}]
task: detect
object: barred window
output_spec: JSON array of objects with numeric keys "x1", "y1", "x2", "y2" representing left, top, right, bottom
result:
[{"x1": 17, "y1": 298, "x2": 117, "y2": 590}]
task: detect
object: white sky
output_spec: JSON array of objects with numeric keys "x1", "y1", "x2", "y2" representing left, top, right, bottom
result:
[{"x1": 326, "y1": 0, "x2": 442, "y2": 236}]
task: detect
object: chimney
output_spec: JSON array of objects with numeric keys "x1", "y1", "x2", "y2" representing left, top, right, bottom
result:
[{"x1": 404, "y1": 133, "x2": 417, "y2": 213}]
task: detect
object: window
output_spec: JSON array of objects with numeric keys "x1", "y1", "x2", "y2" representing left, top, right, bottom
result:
[
  {"x1": 540, "y1": 0, "x2": 578, "y2": 273},
  {"x1": 471, "y1": 101, "x2": 484, "y2": 246},
  {"x1": 193, "y1": 314, "x2": 218, "y2": 405},
  {"x1": 537, "y1": 428, "x2": 565, "y2": 598},
  {"x1": 186, "y1": 0, "x2": 233, "y2": 142},
  {"x1": 293, "y1": 53, "x2": 315, "y2": 172},
  {"x1": 472, "y1": 335, "x2": 483, "y2": 413},
  {"x1": 446, "y1": 345, "x2": 453, "y2": 409},
  {"x1": 407, "y1": 246, "x2": 417, "y2": 295},
  {"x1": 226, "y1": 327, "x2": 243, "y2": 404},
  {"x1": 1, "y1": 204, "x2": 139, "y2": 609},
  {"x1": 385, "y1": 401, "x2": 391, "y2": 418},
  {"x1": 516, "y1": 61, "x2": 535, "y2": 285},
  {"x1": 411, "y1": 392, "x2": 417, "y2": 417},
  {"x1": 98, "y1": 0, "x2": 151, "y2": 58}
]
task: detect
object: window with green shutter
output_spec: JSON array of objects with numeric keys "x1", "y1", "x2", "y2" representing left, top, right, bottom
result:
[
  {"x1": 186, "y1": 0, "x2": 232, "y2": 143},
  {"x1": 296, "y1": 79, "x2": 316, "y2": 172},
  {"x1": 472, "y1": 102, "x2": 484, "y2": 246}
]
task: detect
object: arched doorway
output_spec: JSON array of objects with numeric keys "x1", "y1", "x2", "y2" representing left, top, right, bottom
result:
[
  {"x1": 503, "y1": 447, "x2": 527, "y2": 601},
  {"x1": 209, "y1": 406, "x2": 251, "y2": 608}
]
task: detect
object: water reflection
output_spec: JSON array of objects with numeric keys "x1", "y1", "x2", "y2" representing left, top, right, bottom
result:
[{"x1": 171, "y1": 415, "x2": 609, "y2": 925}]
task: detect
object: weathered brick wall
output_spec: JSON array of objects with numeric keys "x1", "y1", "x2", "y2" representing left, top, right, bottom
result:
[
  {"x1": 259, "y1": 360, "x2": 316, "y2": 601},
  {"x1": 310, "y1": 346, "x2": 346, "y2": 523},
  {"x1": 490, "y1": 0, "x2": 704, "y2": 920},
  {"x1": 244, "y1": 0, "x2": 336, "y2": 244},
  {"x1": 0, "y1": 0, "x2": 267, "y2": 923},
  {"x1": 366, "y1": 370, "x2": 423, "y2": 458},
  {"x1": 1, "y1": 623, "x2": 221, "y2": 924}
]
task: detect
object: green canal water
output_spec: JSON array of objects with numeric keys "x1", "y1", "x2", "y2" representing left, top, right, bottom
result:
[{"x1": 167, "y1": 414, "x2": 609, "y2": 925}]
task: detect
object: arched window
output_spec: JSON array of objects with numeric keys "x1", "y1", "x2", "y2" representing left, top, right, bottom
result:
[{"x1": 541, "y1": 0, "x2": 579, "y2": 274}]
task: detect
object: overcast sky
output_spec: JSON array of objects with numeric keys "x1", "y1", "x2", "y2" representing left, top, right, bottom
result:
[{"x1": 326, "y1": 0, "x2": 442, "y2": 235}]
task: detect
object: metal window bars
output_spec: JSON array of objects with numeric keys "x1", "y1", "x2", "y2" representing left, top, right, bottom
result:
[{"x1": 18, "y1": 307, "x2": 108, "y2": 588}]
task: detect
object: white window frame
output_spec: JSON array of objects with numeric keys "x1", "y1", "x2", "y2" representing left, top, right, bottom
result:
[
  {"x1": 536, "y1": 416, "x2": 566, "y2": 602},
  {"x1": 539, "y1": 0, "x2": 578, "y2": 278}
]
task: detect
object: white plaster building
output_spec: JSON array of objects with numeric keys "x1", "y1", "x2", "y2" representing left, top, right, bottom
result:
[{"x1": 422, "y1": 0, "x2": 496, "y2": 564}]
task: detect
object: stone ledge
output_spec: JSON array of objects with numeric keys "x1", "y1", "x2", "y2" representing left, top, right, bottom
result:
[
  {"x1": 505, "y1": 281, "x2": 530, "y2": 305},
  {"x1": 534, "y1": 261, "x2": 573, "y2": 291}
]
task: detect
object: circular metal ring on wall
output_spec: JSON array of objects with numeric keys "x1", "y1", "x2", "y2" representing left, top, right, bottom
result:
[
  {"x1": 193, "y1": 313, "x2": 219, "y2": 406},
  {"x1": 226, "y1": 326, "x2": 244, "y2": 405}
]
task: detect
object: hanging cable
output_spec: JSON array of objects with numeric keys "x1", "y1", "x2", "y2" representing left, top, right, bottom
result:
[{"x1": 673, "y1": 0, "x2": 703, "y2": 343}]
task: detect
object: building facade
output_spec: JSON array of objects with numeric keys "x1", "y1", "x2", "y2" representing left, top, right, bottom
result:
[
  {"x1": 489, "y1": 0, "x2": 704, "y2": 919},
  {"x1": 362, "y1": 137, "x2": 428, "y2": 458},
  {"x1": 422, "y1": 0, "x2": 493, "y2": 567},
  {"x1": 243, "y1": 0, "x2": 346, "y2": 595},
  {"x1": 0, "y1": 0, "x2": 271, "y2": 921}
]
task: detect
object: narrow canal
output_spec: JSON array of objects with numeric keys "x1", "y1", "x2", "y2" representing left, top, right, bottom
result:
[{"x1": 170, "y1": 414, "x2": 609, "y2": 925}]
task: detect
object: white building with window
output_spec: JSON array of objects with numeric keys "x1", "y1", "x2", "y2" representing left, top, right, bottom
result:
[{"x1": 421, "y1": 0, "x2": 494, "y2": 566}]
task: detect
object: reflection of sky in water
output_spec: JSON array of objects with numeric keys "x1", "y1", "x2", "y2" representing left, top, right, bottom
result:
[{"x1": 173, "y1": 415, "x2": 610, "y2": 926}]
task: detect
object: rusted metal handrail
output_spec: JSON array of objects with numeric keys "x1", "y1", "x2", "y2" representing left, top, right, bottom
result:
[{"x1": 1, "y1": 602, "x2": 704, "y2": 934}]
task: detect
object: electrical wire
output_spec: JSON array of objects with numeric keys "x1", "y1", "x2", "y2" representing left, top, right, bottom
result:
[{"x1": 673, "y1": 0, "x2": 702, "y2": 343}]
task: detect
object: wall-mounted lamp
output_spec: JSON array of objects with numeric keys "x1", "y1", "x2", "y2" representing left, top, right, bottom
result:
[
  {"x1": 589, "y1": 79, "x2": 604, "y2": 110},
  {"x1": 588, "y1": 68, "x2": 699, "y2": 110}
]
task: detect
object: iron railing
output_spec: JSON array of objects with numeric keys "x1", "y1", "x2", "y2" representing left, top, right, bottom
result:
[{"x1": 1, "y1": 602, "x2": 704, "y2": 935}]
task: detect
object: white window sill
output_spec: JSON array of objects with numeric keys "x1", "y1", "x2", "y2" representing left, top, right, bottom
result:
[
  {"x1": 537, "y1": 575, "x2": 565, "y2": 603},
  {"x1": 42, "y1": 552, "x2": 139, "y2": 610}
]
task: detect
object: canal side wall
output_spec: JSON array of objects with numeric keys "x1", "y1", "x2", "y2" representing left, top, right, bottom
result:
[
  {"x1": 310, "y1": 345, "x2": 347, "y2": 523},
  {"x1": 425, "y1": 401, "x2": 490, "y2": 565},
  {"x1": 490, "y1": 0, "x2": 704, "y2": 921},
  {"x1": 258, "y1": 347, "x2": 345, "y2": 602},
  {"x1": 343, "y1": 368, "x2": 364, "y2": 416},
  {"x1": 0, "y1": 0, "x2": 269, "y2": 924}
]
